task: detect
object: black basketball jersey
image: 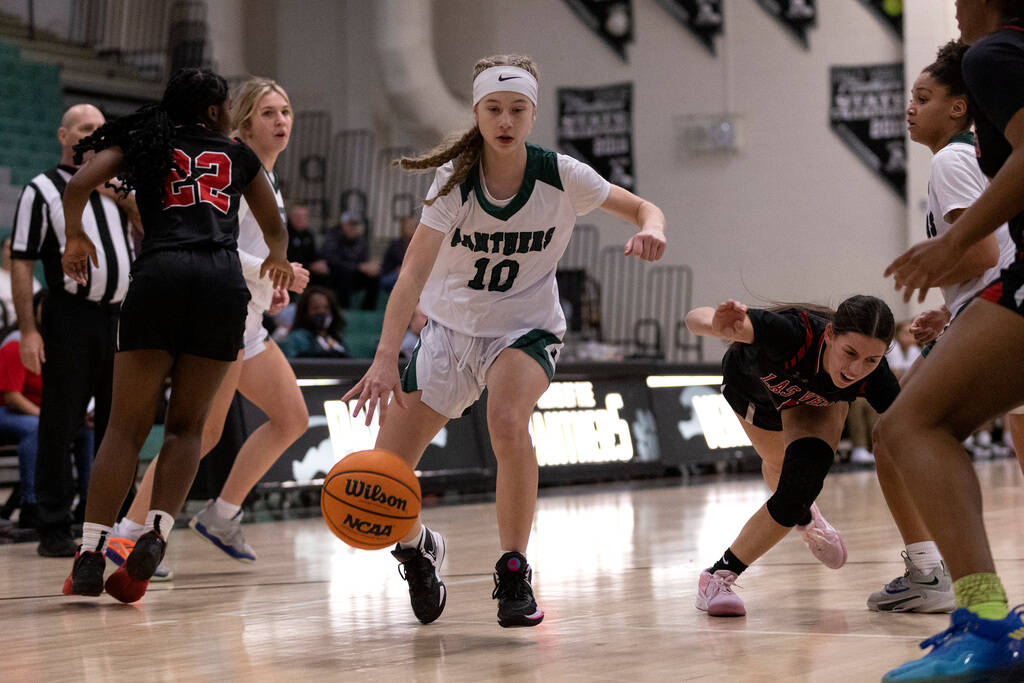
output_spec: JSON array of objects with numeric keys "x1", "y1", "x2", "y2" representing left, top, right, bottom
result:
[
  {"x1": 722, "y1": 308, "x2": 899, "y2": 414},
  {"x1": 137, "y1": 124, "x2": 262, "y2": 255},
  {"x1": 962, "y1": 26, "x2": 1024, "y2": 248}
]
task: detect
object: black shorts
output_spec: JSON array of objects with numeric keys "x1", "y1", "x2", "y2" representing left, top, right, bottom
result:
[
  {"x1": 117, "y1": 247, "x2": 250, "y2": 362},
  {"x1": 979, "y1": 258, "x2": 1024, "y2": 317},
  {"x1": 722, "y1": 383, "x2": 783, "y2": 432}
]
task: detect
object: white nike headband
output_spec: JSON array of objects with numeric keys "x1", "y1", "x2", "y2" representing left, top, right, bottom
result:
[{"x1": 472, "y1": 66, "x2": 538, "y2": 107}]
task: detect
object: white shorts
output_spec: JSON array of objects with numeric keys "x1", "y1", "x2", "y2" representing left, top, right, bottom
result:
[
  {"x1": 242, "y1": 299, "x2": 269, "y2": 360},
  {"x1": 401, "y1": 320, "x2": 562, "y2": 419}
]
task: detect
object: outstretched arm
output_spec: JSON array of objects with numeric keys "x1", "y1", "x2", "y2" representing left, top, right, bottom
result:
[
  {"x1": 599, "y1": 185, "x2": 666, "y2": 262},
  {"x1": 685, "y1": 300, "x2": 755, "y2": 344}
]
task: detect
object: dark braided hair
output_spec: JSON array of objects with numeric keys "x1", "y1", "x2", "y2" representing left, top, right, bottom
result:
[
  {"x1": 73, "y1": 68, "x2": 229, "y2": 206},
  {"x1": 924, "y1": 40, "x2": 974, "y2": 126}
]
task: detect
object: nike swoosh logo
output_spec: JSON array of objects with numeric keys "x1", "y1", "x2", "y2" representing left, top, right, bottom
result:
[
  {"x1": 497, "y1": 74, "x2": 521, "y2": 81},
  {"x1": 880, "y1": 596, "x2": 922, "y2": 610},
  {"x1": 915, "y1": 577, "x2": 941, "y2": 586}
]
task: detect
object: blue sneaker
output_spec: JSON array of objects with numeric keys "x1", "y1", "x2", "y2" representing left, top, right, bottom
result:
[{"x1": 883, "y1": 606, "x2": 1024, "y2": 682}]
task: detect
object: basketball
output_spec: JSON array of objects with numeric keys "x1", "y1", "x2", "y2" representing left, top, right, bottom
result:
[{"x1": 321, "y1": 449, "x2": 421, "y2": 550}]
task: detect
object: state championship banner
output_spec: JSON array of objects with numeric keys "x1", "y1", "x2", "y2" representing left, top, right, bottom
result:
[
  {"x1": 558, "y1": 82, "x2": 635, "y2": 191},
  {"x1": 755, "y1": 0, "x2": 816, "y2": 48},
  {"x1": 562, "y1": 0, "x2": 633, "y2": 61},
  {"x1": 655, "y1": 0, "x2": 724, "y2": 55},
  {"x1": 859, "y1": 0, "x2": 902, "y2": 37},
  {"x1": 830, "y1": 63, "x2": 906, "y2": 199}
]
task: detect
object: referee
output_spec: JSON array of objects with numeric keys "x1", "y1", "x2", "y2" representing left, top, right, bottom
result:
[{"x1": 11, "y1": 104, "x2": 136, "y2": 557}]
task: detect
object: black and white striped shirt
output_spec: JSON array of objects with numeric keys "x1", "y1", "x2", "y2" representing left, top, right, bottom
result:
[{"x1": 11, "y1": 165, "x2": 134, "y2": 305}]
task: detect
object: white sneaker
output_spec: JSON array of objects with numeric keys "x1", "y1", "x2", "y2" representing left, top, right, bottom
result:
[
  {"x1": 867, "y1": 552, "x2": 954, "y2": 613},
  {"x1": 850, "y1": 447, "x2": 875, "y2": 464}
]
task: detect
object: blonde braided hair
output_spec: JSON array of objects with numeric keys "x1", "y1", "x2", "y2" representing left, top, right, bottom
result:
[{"x1": 396, "y1": 54, "x2": 539, "y2": 206}]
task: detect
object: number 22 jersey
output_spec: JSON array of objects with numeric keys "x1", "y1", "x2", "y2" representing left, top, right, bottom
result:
[
  {"x1": 138, "y1": 124, "x2": 262, "y2": 256},
  {"x1": 418, "y1": 143, "x2": 610, "y2": 339}
]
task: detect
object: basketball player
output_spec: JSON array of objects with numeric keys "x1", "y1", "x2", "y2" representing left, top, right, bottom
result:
[
  {"x1": 106, "y1": 78, "x2": 310, "y2": 575},
  {"x1": 881, "y1": 1, "x2": 1024, "y2": 678},
  {"x1": 867, "y1": 39, "x2": 1014, "y2": 615},
  {"x1": 342, "y1": 54, "x2": 666, "y2": 627},
  {"x1": 60, "y1": 68, "x2": 293, "y2": 603},
  {"x1": 684, "y1": 296, "x2": 898, "y2": 616}
]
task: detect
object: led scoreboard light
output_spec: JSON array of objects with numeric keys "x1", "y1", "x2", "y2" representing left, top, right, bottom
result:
[{"x1": 530, "y1": 381, "x2": 634, "y2": 466}]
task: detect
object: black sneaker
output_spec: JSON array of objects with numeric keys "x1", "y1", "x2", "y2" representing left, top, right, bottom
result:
[
  {"x1": 62, "y1": 550, "x2": 106, "y2": 596},
  {"x1": 38, "y1": 528, "x2": 78, "y2": 557},
  {"x1": 391, "y1": 527, "x2": 446, "y2": 624},
  {"x1": 492, "y1": 551, "x2": 544, "y2": 627},
  {"x1": 105, "y1": 530, "x2": 167, "y2": 604}
]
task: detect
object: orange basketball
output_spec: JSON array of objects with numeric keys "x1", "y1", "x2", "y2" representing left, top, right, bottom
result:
[{"x1": 321, "y1": 449, "x2": 421, "y2": 550}]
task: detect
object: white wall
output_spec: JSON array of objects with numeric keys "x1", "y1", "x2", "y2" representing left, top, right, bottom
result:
[{"x1": 232, "y1": 0, "x2": 965, "y2": 338}]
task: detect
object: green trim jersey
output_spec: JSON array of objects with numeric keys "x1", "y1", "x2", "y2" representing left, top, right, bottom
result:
[
  {"x1": 235, "y1": 168, "x2": 285, "y2": 314},
  {"x1": 927, "y1": 131, "x2": 1014, "y2": 313},
  {"x1": 418, "y1": 143, "x2": 610, "y2": 338}
]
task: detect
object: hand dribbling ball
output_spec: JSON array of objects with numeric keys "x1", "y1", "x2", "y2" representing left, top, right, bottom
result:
[{"x1": 321, "y1": 449, "x2": 421, "y2": 550}]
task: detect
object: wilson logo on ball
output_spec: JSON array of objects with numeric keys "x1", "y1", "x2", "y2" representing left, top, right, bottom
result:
[
  {"x1": 344, "y1": 478, "x2": 409, "y2": 512},
  {"x1": 342, "y1": 513, "x2": 393, "y2": 538}
]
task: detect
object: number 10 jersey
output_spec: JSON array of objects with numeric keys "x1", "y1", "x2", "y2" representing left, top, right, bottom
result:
[{"x1": 418, "y1": 143, "x2": 610, "y2": 339}]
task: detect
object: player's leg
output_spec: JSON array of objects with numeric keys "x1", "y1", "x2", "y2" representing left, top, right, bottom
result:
[
  {"x1": 373, "y1": 388, "x2": 450, "y2": 624},
  {"x1": 64, "y1": 349, "x2": 172, "y2": 596},
  {"x1": 878, "y1": 298, "x2": 1024, "y2": 681},
  {"x1": 483, "y1": 347, "x2": 550, "y2": 627},
  {"x1": 190, "y1": 341, "x2": 307, "y2": 562}
]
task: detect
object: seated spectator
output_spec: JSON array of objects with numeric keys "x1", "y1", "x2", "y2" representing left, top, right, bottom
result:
[
  {"x1": 279, "y1": 286, "x2": 348, "y2": 358},
  {"x1": 400, "y1": 305, "x2": 427, "y2": 362},
  {"x1": 0, "y1": 291, "x2": 92, "y2": 528},
  {"x1": 0, "y1": 237, "x2": 41, "y2": 329},
  {"x1": 287, "y1": 203, "x2": 328, "y2": 282},
  {"x1": 321, "y1": 211, "x2": 380, "y2": 310},
  {"x1": 380, "y1": 216, "x2": 417, "y2": 291}
]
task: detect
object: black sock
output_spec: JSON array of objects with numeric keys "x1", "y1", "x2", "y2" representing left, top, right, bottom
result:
[{"x1": 709, "y1": 548, "x2": 748, "y2": 576}]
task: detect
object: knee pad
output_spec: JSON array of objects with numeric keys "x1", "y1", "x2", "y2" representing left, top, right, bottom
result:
[{"x1": 765, "y1": 437, "x2": 835, "y2": 527}]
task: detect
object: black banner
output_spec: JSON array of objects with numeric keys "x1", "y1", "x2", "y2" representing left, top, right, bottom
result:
[
  {"x1": 562, "y1": 0, "x2": 633, "y2": 61},
  {"x1": 755, "y1": 0, "x2": 816, "y2": 48},
  {"x1": 830, "y1": 63, "x2": 906, "y2": 199},
  {"x1": 558, "y1": 82, "x2": 635, "y2": 191},
  {"x1": 655, "y1": 0, "x2": 724, "y2": 55},
  {"x1": 859, "y1": 0, "x2": 902, "y2": 37}
]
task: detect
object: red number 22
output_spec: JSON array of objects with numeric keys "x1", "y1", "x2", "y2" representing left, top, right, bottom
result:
[{"x1": 164, "y1": 149, "x2": 233, "y2": 214}]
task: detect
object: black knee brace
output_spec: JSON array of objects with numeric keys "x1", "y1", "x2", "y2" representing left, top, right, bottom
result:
[{"x1": 765, "y1": 437, "x2": 835, "y2": 527}]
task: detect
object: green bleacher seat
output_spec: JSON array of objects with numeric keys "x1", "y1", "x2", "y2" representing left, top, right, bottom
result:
[{"x1": 138, "y1": 425, "x2": 164, "y2": 462}]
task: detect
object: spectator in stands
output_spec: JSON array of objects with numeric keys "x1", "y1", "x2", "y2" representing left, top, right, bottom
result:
[
  {"x1": 0, "y1": 290, "x2": 93, "y2": 529},
  {"x1": 321, "y1": 211, "x2": 380, "y2": 310},
  {"x1": 380, "y1": 216, "x2": 417, "y2": 291},
  {"x1": 286, "y1": 203, "x2": 323, "y2": 273},
  {"x1": 886, "y1": 318, "x2": 923, "y2": 377},
  {"x1": 11, "y1": 103, "x2": 136, "y2": 557},
  {"x1": 279, "y1": 285, "x2": 347, "y2": 358},
  {"x1": 0, "y1": 237, "x2": 40, "y2": 329}
]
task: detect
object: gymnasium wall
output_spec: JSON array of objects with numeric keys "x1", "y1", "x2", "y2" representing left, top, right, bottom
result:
[{"x1": 224, "y1": 1, "x2": 947, "y2": 349}]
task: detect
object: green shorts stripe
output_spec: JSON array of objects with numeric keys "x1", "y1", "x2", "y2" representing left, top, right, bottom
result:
[
  {"x1": 401, "y1": 339, "x2": 421, "y2": 393},
  {"x1": 509, "y1": 328, "x2": 561, "y2": 381}
]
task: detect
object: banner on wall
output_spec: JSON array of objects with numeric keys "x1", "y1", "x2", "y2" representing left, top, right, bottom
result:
[
  {"x1": 830, "y1": 63, "x2": 906, "y2": 199},
  {"x1": 557, "y1": 82, "x2": 635, "y2": 191},
  {"x1": 562, "y1": 0, "x2": 634, "y2": 61},
  {"x1": 859, "y1": 0, "x2": 902, "y2": 37},
  {"x1": 654, "y1": 0, "x2": 724, "y2": 55},
  {"x1": 755, "y1": 0, "x2": 816, "y2": 48}
]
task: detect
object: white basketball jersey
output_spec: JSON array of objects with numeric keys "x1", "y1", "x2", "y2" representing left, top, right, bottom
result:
[
  {"x1": 418, "y1": 144, "x2": 610, "y2": 338},
  {"x1": 927, "y1": 132, "x2": 1014, "y2": 314},
  {"x1": 236, "y1": 168, "x2": 286, "y2": 312}
]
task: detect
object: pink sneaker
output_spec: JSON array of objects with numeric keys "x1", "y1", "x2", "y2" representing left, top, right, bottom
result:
[
  {"x1": 797, "y1": 503, "x2": 847, "y2": 569},
  {"x1": 696, "y1": 569, "x2": 746, "y2": 616}
]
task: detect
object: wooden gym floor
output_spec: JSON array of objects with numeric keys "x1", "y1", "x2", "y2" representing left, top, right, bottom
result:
[{"x1": 3, "y1": 459, "x2": 1024, "y2": 682}]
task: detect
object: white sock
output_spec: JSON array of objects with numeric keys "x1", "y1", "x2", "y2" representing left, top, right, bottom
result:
[
  {"x1": 906, "y1": 541, "x2": 943, "y2": 572},
  {"x1": 398, "y1": 525, "x2": 425, "y2": 549},
  {"x1": 213, "y1": 497, "x2": 241, "y2": 520},
  {"x1": 115, "y1": 518, "x2": 145, "y2": 542},
  {"x1": 144, "y1": 509, "x2": 174, "y2": 539},
  {"x1": 81, "y1": 523, "x2": 113, "y2": 553}
]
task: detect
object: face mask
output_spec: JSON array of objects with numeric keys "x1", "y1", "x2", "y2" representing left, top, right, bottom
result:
[{"x1": 309, "y1": 312, "x2": 332, "y2": 331}]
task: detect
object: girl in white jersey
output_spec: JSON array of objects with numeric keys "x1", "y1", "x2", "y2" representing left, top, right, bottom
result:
[
  {"x1": 107, "y1": 78, "x2": 310, "y2": 572},
  {"x1": 342, "y1": 54, "x2": 666, "y2": 628},
  {"x1": 868, "y1": 40, "x2": 1015, "y2": 616}
]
